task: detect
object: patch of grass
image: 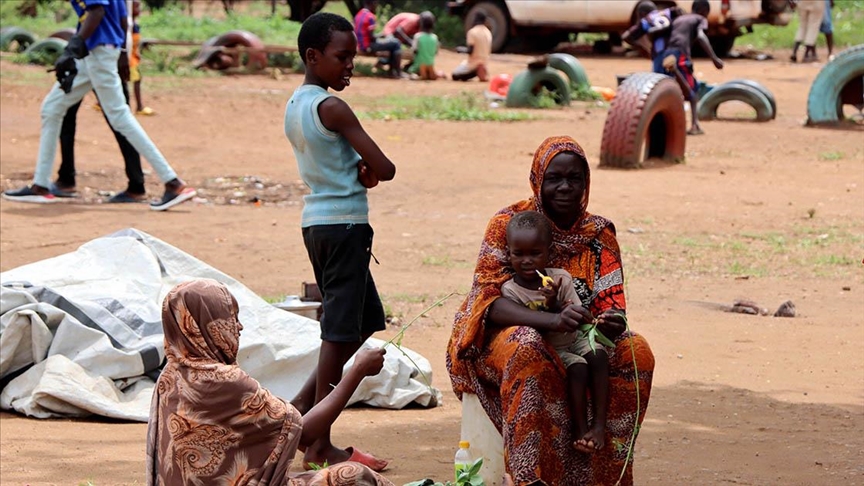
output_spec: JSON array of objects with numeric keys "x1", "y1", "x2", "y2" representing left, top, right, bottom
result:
[
  {"x1": 382, "y1": 293, "x2": 431, "y2": 304},
  {"x1": 819, "y1": 151, "x2": 845, "y2": 161},
  {"x1": 360, "y1": 93, "x2": 535, "y2": 122},
  {"x1": 736, "y1": 1, "x2": 864, "y2": 50},
  {"x1": 571, "y1": 83, "x2": 603, "y2": 102},
  {"x1": 421, "y1": 254, "x2": 472, "y2": 269}
]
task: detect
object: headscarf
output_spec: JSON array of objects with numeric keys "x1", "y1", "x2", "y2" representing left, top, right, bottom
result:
[
  {"x1": 447, "y1": 136, "x2": 623, "y2": 395},
  {"x1": 146, "y1": 279, "x2": 299, "y2": 486}
]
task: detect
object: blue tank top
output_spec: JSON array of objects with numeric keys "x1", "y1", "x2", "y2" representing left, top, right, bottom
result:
[{"x1": 284, "y1": 85, "x2": 367, "y2": 228}]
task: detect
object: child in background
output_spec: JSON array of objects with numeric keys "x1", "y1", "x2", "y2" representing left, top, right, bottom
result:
[
  {"x1": 658, "y1": 0, "x2": 724, "y2": 135},
  {"x1": 622, "y1": 1, "x2": 684, "y2": 73},
  {"x1": 130, "y1": 0, "x2": 153, "y2": 116},
  {"x1": 411, "y1": 11, "x2": 444, "y2": 80},
  {"x1": 500, "y1": 211, "x2": 610, "y2": 454},
  {"x1": 790, "y1": 0, "x2": 826, "y2": 63},
  {"x1": 284, "y1": 12, "x2": 396, "y2": 472},
  {"x1": 451, "y1": 11, "x2": 492, "y2": 82},
  {"x1": 820, "y1": 0, "x2": 835, "y2": 61},
  {"x1": 354, "y1": 0, "x2": 403, "y2": 78}
]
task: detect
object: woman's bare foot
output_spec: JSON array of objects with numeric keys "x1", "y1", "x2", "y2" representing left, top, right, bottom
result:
[{"x1": 303, "y1": 444, "x2": 351, "y2": 470}]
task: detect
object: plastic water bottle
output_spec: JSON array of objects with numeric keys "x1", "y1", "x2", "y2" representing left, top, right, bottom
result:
[{"x1": 454, "y1": 440, "x2": 473, "y2": 481}]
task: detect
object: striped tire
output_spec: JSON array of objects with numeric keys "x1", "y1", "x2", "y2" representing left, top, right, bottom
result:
[
  {"x1": 600, "y1": 72, "x2": 687, "y2": 169},
  {"x1": 697, "y1": 82, "x2": 775, "y2": 122},
  {"x1": 23, "y1": 37, "x2": 67, "y2": 66},
  {"x1": 547, "y1": 53, "x2": 590, "y2": 89},
  {"x1": 505, "y1": 67, "x2": 571, "y2": 108},
  {"x1": 0, "y1": 27, "x2": 36, "y2": 53},
  {"x1": 806, "y1": 44, "x2": 864, "y2": 126},
  {"x1": 48, "y1": 27, "x2": 77, "y2": 41}
]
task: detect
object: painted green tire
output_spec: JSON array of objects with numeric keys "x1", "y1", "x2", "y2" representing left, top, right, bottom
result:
[
  {"x1": 697, "y1": 82, "x2": 775, "y2": 122},
  {"x1": 0, "y1": 27, "x2": 36, "y2": 53},
  {"x1": 806, "y1": 44, "x2": 864, "y2": 125},
  {"x1": 23, "y1": 37, "x2": 68, "y2": 66},
  {"x1": 724, "y1": 78, "x2": 777, "y2": 116},
  {"x1": 547, "y1": 53, "x2": 590, "y2": 89},
  {"x1": 505, "y1": 67, "x2": 571, "y2": 108}
]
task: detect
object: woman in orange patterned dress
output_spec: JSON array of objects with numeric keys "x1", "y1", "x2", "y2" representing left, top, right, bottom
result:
[
  {"x1": 146, "y1": 279, "x2": 393, "y2": 486},
  {"x1": 447, "y1": 136, "x2": 655, "y2": 485}
]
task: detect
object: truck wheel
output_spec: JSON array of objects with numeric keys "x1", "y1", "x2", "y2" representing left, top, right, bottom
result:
[
  {"x1": 0, "y1": 27, "x2": 36, "y2": 53},
  {"x1": 697, "y1": 82, "x2": 775, "y2": 122},
  {"x1": 600, "y1": 72, "x2": 686, "y2": 169},
  {"x1": 505, "y1": 67, "x2": 571, "y2": 108},
  {"x1": 807, "y1": 44, "x2": 864, "y2": 126},
  {"x1": 23, "y1": 38, "x2": 67, "y2": 66},
  {"x1": 465, "y1": 1, "x2": 509, "y2": 53},
  {"x1": 695, "y1": 35, "x2": 735, "y2": 58},
  {"x1": 547, "y1": 53, "x2": 589, "y2": 89}
]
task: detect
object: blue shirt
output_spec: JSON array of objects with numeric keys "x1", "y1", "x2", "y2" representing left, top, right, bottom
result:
[
  {"x1": 71, "y1": 0, "x2": 127, "y2": 51},
  {"x1": 284, "y1": 85, "x2": 368, "y2": 228}
]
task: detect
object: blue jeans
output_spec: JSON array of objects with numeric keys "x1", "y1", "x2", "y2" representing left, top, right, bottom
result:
[
  {"x1": 368, "y1": 36, "x2": 401, "y2": 74},
  {"x1": 34, "y1": 46, "x2": 177, "y2": 188}
]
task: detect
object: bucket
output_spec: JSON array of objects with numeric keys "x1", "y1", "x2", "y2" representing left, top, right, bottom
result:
[{"x1": 273, "y1": 295, "x2": 321, "y2": 320}]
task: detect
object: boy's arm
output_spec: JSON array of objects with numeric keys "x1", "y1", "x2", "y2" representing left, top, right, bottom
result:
[
  {"x1": 695, "y1": 29, "x2": 724, "y2": 69},
  {"x1": 318, "y1": 97, "x2": 396, "y2": 181},
  {"x1": 299, "y1": 347, "x2": 385, "y2": 446}
]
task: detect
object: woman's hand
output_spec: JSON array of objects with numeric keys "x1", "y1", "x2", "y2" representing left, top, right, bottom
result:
[
  {"x1": 353, "y1": 347, "x2": 386, "y2": 377},
  {"x1": 551, "y1": 303, "x2": 593, "y2": 333},
  {"x1": 594, "y1": 310, "x2": 627, "y2": 341},
  {"x1": 357, "y1": 160, "x2": 379, "y2": 188}
]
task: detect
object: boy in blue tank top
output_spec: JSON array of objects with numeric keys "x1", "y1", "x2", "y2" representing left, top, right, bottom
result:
[{"x1": 283, "y1": 12, "x2": 396, "y2": 472}]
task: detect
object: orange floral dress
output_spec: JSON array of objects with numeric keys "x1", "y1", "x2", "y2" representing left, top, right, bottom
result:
[{"x1": 447, "y1": 136, "x2": 655, "y2": 485}]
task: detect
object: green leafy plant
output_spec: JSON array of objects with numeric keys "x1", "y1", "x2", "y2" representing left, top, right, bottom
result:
[
  {"x1": 382, "y1": 291, "x2": 461, "y2": 388},
  {"x1": 571, "y1": 83, "x2": 603, "y2": 102},
  {"x1": 307, "y1": 460, "x2": 329, "y2": 471},
  {"x1": 405, "y1": 457, "x2": 485, "y2": 486}
]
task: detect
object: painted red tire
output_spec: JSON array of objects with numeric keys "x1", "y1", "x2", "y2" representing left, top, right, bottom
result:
[
  {"x1": 599, "y1": 72, "x2": 687, "y2": 169},
  {"x1": 193, "y1": 30, "x2": 267, "y2": 71},
  {"x1": 48, "y1": 27, "x2": 76, "y2": 41}
]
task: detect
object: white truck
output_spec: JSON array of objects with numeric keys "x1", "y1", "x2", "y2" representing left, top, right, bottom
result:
[{"x1": 446, "y1": 0, "x2": 792, "y2": 56}]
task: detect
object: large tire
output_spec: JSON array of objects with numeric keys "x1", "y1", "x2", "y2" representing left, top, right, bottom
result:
[
  {"x1": 547, "y1": 53, "x2": 589, "y2": 89},
  {"x1": 192, "y1": 30, "x2": 267, "y2": 71},
  {"x1": 697, "y1": 82, "x2": 775, "y2": 122},
  {"x1": 23, "y1": 38, "x2": 67, "y2": 66},
  {"x1": 599, "y1": 72, "x2": 687, "y2": 169},
  {"x1": 505, "y1": 67, "x2": 571, "y2": 108},
  {"x1": 48, "y1": 28, "x2": 76, "y2": 41},
  {"x1": 807, "y1": 44, "x2": 864, "y2": 126},
  {"x1": 0, "y1": 27, "x2": 36, "y2": 53},
  {"x1": 724, "y1": 78, "x2": 777, "y2": 116},
  {"x1": 465, "y1": 1, "x2": 509, "y2": 53}
]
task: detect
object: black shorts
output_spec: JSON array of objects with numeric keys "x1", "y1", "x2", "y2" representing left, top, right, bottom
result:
[{"x1": 302, "y1": 223, "x2": 386, "y2": 342}]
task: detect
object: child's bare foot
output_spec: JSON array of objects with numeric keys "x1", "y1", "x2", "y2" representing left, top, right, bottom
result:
[{"x1": 575, "y1": 426, "x2": 605, "y2": 453}]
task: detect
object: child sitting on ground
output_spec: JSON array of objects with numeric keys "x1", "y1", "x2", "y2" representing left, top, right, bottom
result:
[
  {"x1": 410, "y1": 11, "x2": 444, "y2": 80},
  {"x1": 284, "y1": 11, "x2": 396, "y2": 471},
  {"x1": 658, "y1": 0, "x2": 724, "y2": 135},
  {"x1": 500, "y1": 210, "x2": 610, "y2": 453},
  {"x1": 451, "y1": 11, "x2": 492, "y2": 82}
]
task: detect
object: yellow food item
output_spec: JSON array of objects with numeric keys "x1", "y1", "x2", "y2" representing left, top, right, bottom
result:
[{"x1": 536, "y1": 270, "x2": 554, "y2": 287}]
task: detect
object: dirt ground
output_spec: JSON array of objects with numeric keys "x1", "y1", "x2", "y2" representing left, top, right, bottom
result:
[{"x1": 1, "y1": 49, "x2": 862, "y2": 485}]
